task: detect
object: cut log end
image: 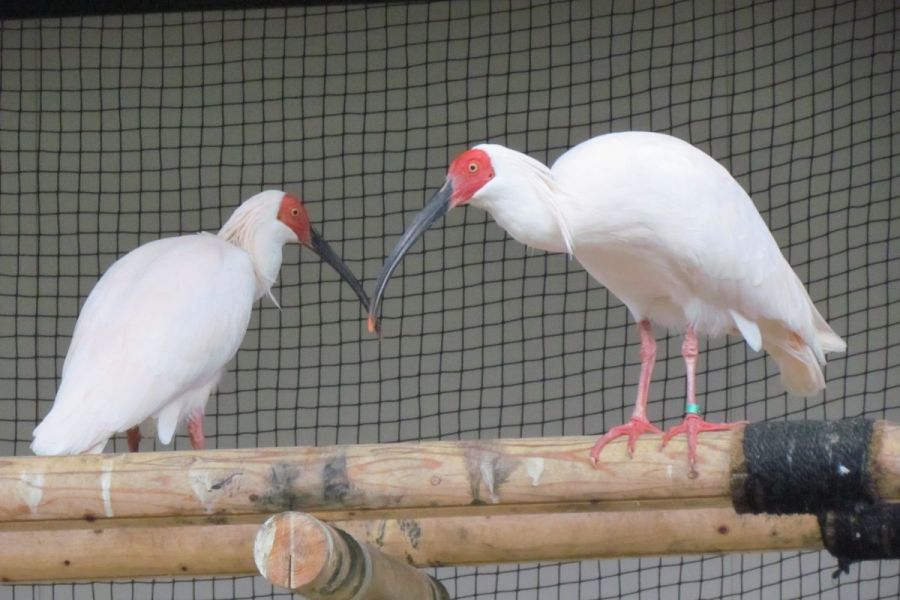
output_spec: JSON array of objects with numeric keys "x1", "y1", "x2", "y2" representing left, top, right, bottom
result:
[
  {"x1": 254, "y1": 513, "x2": 336, "y2": 591},
  {"x1": 254, "y1": 512, "x2": 448, "y2": 599}
]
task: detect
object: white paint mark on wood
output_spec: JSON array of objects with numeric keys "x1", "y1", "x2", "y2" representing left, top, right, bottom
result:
[
  {"x1": 480, "y1": 460, "x2": 499, "y2": 504},
  {"x1": 19, "y1": 471, "x2": 44, "y2": 514},
  {"x1": 526, "y1": 457, "x2": 545, "y2": 486},
  {"x1": 100, "y1": 460, "x2": 114, "y2": 518},
  {"x1": 187, "y1": 467, "x2": 242, "y2": 514},
  {"x1": 188, "y1": 467, "x2": 215, "y2": 514}
]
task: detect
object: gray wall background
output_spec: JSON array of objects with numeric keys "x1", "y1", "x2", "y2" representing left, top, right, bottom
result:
[{"x1": 0, "y1": 0, "x2": 898, "y2": 598}]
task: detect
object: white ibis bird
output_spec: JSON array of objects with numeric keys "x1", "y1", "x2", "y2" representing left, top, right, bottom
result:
[
  {"x1": 32, "y1": 190, "x2": 371, "y2": 455},
  {"x1": 367, "y1": 132, "x2": 846, "y2": 471}
]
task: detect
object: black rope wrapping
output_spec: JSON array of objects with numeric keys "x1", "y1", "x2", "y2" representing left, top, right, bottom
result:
[
  {"x1": 820, "y1": 504, "x2": 900, "y2": 577},
  {"x1": 730, "y1": 418, "x2": 900, "y2": 574},
  {"x1": 731, "y1": 419, "x2": 877, "y2": 515}
]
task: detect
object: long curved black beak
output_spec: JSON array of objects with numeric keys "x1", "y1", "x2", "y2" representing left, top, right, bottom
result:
[
  {"x1": 367, "y1": 181, "x2": 454, "y2": 334},
  {"x1": 307, "y1": 228, "x2": 375, "y2": 332}
]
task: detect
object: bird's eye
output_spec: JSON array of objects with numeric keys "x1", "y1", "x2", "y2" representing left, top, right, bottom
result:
[
  {"x1": 290, "y1": 208, "x2": 300, "y2": 217},
  {"x1": 468, "y1": 162, "x2": 478, "y2": 173}
]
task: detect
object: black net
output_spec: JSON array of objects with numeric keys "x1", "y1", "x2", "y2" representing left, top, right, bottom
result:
[{"x1": 1, "y1": 0, "x2": 898, "y2": 598}]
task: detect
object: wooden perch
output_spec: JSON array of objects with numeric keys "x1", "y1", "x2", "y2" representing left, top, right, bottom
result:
[
  {"x1": 1, "y1": 432, "x2": 737, "y2": 526},
  {"x1": 1, "y1": 421, "x2": 896, "y2": 583},
  {"x1": 0, "y1": 508, "x2": 823, "y2": 583},
  {"x1": 254, "y1": 512, "x2": 448, "y2": 599},
  {"x1": 1, "y1": 423, "x2": 898, "y2": 528}
]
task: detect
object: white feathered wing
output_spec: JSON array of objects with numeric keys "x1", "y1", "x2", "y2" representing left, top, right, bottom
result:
[
  {"x1": 31, "y1": 233, "x2": 257, "y2": 455},
  {"x1": 550, "y1": 132, "x2": 844, "y2": 395}
]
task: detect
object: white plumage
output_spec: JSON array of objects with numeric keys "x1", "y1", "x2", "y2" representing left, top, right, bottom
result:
[
  {"x1": 479, "y1": 132, "x2": 845, "y2": 393},
  {"x1": 368, "y1": 131, "x2": 846, "y2": 470},
  {"x1": 33, "y1": 190, "x2": 368, "y2": 455}
]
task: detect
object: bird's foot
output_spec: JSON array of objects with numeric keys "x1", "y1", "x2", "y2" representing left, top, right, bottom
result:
[
  {"x1": 589, "y1": 415, "x2": 662, "y2": 468},
  {"x1": 660, "y1": 409, "x2": 746, "y2": 476},
  {"x1": 126, "y1": 426, "x2": 141, "y2": 453},
  {"x1": 188, "y1": 411, "x2": 206, "y2": 451}
]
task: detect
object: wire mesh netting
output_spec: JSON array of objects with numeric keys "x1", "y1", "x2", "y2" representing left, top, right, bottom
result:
[{"x1": 1, "y1": 0, "x2": 898, "y2": 597}]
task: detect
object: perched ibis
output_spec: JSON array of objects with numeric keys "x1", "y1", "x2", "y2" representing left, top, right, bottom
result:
[
  {"x1": 367, "y1": 132, "x2": 845, "y2": 471},
  {"x1": 32, "y1": 190, "x2": 370, "y2": 455}
]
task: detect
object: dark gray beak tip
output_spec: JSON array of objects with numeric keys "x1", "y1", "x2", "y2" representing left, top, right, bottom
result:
[{"x1": 366, "y1": 181, "x2": 454, "y2": 331}]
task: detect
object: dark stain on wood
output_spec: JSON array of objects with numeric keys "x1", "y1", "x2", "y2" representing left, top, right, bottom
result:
[
  {"x1": 252, "y1": 463, "x2": 310, "y2": 512},
  {"x1": 322, "y1": 529, "x2": 357, "y2": 594},
  {"x1": 83, "y1": 513, "x2": 96, "y2": 522},
  {"x1": 398, "y1": 519, "x2": 422, "y2": 549},
  {"x1": 374, "y1": 520, "x2": 387, "y2": 547},
  {"x1": 323, "y1": 547, "x2": 346, "y2": 592},
  {"x1": 209, "y1": 471, "x2": 241, "y2": 491},
  {"x1": 253, "y1": 455, "x2": 396, "y2": 512},
  {"x1": 463, "y1": 445, "x2": 521, "y2": 504},
  {"x1": 717, "y1": 525, "x2": 729, "y2": 535},
  {"x1": 323, "y1": 454, "x2": 352, "y2": 504},
  {"x1": 205, "y1": 515, "x2": 228, "y2": 525},
  {"x1": 63, "y1": 560, "x2": 70, "y2": 566}
]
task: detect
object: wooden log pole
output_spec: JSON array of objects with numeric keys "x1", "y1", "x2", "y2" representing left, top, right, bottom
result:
[
  {"x1": 0, "y1": 433, "x2": 735, "y2": 526},
  {"x1": 0, "y1": 508, "x2": 823, "y2": 583},
  {"x1": 0, "y1": 423, "x2": 897, "y2": 527},
  {"x1": 875, "y1": 423, "x2": 900, "y2": 499},
  {"x1": 253, "y1": 512, "x2": 448, "y2": 599}
]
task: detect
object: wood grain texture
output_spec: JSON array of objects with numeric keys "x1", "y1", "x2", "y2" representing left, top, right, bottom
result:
[
  {"x1": 0, "y1": 508, "x2": 823, "y2": 583},
  {"x1": 2, "y1": 423, "x2": 893, "y2": 583},
  {"x1": 0, "y1": 432, "x2": 741, "y2": 526},
  {"x1": 254, "y1": 512, "x2": 448, "y2": 599},
  {"x1": 875, "y1": 422, "x2": 900, "y2": 500}
]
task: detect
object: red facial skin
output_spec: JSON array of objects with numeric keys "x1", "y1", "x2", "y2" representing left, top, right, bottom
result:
[
  {"x1": 277, "y1": 193, "x2": 313, "y2": 246},
  {"x1": 447, "y1": 149, "x2": 495, "y2": 206}
]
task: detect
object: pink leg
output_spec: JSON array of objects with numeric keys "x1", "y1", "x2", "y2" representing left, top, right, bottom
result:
[
  {"x1": 126, "y1": 426, "x2": 141, "y2": 453},
  {"x1": 187, "y1": 410, "x2": 206, "y2": 450},
  {"x1": 590, "y1": 320, "x2": 663, "y2": 467},
  {"x1": 661, "y1": 327, "x2": 744, "y2": 473}
]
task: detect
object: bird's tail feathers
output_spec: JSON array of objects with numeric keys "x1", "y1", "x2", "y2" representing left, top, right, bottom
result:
[
  {"x1": 818, "y1": 330, "x2": 846, "y2": 354},
  {"x1": 761, "y1": 312, "x2": 845, "y2": 396},
  {"x1": 811, "y1": 308, "x2": 846, "y2": 355},
  {"x1": 762, "y1": 327, "x2": 826, "y2": 396}
]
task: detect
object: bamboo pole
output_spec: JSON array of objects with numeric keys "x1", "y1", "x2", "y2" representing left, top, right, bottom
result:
[
  {"x1": 0, "y1": 508, "x2": 823, "y2": 583},
  {"x1": 254, "y1": 513, "x2": 448, "y2": 599}
]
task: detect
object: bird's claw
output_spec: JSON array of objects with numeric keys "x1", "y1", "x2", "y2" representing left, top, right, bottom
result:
[
  {"x1": 660, "y1": 413, "x2": 746, "y2": 471},
  {"x1": 589, "y1": 416, "x2": 662, "y2": 468}
]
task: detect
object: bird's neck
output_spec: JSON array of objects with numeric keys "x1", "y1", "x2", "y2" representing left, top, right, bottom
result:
[
  {"x1": 470, "y1": 151, "x2": 573, "y2": 255},
  {"x1": 218, "y1": 212, "x2": 291, "y2": 299}
]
